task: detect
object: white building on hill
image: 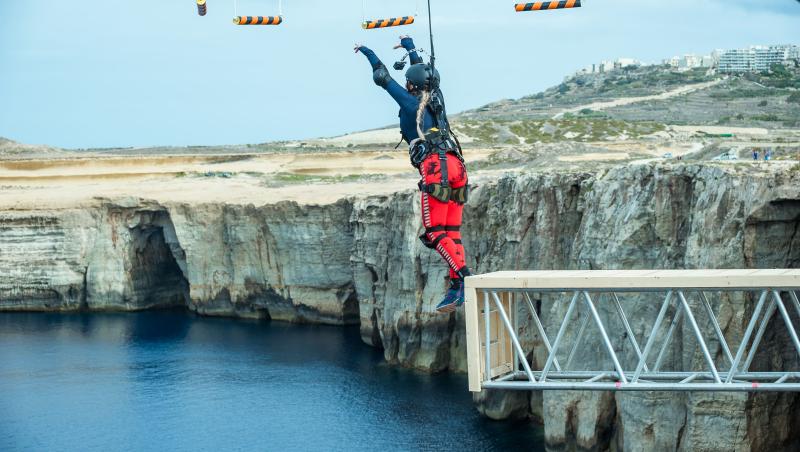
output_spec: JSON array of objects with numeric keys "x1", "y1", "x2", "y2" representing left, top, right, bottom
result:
[
  {"x1": 662, "y1": 53, "x2": 717, "y2": 70},
  {"x1": 718, "y1": 45, "x2": 799, "y2": 72},
  {"x1": 574, "y1": 57, "x2": 642, "y2": 76}
]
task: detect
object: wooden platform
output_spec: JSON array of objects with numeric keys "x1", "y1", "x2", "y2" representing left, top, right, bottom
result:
[{"x1": 465, "y1": 269, "x2": 800, "y2": 291}]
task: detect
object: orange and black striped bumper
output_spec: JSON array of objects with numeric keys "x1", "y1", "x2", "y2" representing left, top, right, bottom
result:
[
  {"x1": 362, "y1": 16, "x2": 414, "y2": 29},
  {"x1": 196, "y1": 0, "x2": 207, "y2": 16},
  {"x1": 515, "y1": 0, "x2": 581, "y2": 12},
  {"x1": 233, "y1": 15, "x2": 283, "y2": 25}
]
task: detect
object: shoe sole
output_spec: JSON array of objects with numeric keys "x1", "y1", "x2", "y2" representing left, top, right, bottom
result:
[{"x1": 436, "y1": 302, "x2": 458, "y2": 313}]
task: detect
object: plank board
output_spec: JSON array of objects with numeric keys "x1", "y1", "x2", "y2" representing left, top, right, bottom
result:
[
  {"x1": 466, "y1": 289, "x2": 517, "y2": 391},
  {"x1": 464, "y1": 269, "x2": 800, "y2": 290},
  {"x1": 465, "y1": 287, "x2": 482, "y2": 391}
]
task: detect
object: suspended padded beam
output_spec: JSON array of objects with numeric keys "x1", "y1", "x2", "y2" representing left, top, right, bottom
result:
[
  {"x1": 515, "y1": 0, "x2": 581, "y2": 12},
  {"x1": 233, "y1": 15, "x2": 283, "y2": 25},
  {"x1": 196, "y1": 0, "x2": 207, "y2": 16},
  {"x1": 362, "y1": 16, "x2": 415, "y2": 29}
]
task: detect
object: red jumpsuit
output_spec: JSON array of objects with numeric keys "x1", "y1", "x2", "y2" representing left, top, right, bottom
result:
[{"x1": 419, "y1": 152, "x2": 468, "y2": 279}]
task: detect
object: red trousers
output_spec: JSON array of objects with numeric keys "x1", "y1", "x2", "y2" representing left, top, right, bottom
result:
[{"x1": 419, "y1": 152, "x2": 468, "y2": 279}]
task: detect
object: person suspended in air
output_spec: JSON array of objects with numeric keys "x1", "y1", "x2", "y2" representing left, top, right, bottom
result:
[{"x1": 355, "y1": 36, "x2": 471, "y2": 313}]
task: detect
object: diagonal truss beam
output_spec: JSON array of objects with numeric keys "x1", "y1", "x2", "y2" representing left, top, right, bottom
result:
[
  {"x1": 474, "y1": 286, "x2": 800, "y2": 392},
  {"x1": 582, "y1": 291, "x2": 628, "y2": 383},
  {"x1": 523, "y1": 292, "x2": 562, "y2": 371},
  {"x1": 612, "y1": 292, "x2": 649, "y2": 373}
]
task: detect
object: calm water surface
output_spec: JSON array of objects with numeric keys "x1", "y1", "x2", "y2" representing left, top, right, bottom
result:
[{"x1": 0, "y1": 311, "x2": 544, "y2": 451}]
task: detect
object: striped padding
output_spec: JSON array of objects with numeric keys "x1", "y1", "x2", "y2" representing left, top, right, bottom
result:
[
  {"x1": 233, "y1": 15, "x2": 283, "y2": 25},
  {"x1": 515, "y1": 0, "x2": 581, "y2": 12},
  {"x1": 362, "y1": 16, "x2": 415, "y2": 29}
]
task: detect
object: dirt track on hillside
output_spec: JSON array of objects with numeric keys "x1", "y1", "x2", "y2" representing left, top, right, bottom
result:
[{"x1": 552, "y1": 79, "x2": 724, "y2": 119}]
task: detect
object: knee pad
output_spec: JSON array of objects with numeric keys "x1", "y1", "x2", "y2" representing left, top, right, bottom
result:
[{"x1": 372, "y1": 65, "x2": 392, "y2": 88}]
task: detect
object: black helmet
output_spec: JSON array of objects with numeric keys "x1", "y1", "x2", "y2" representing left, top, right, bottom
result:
[{"x1": 405, "y1": 63, "x2": 440, "y2": 91}]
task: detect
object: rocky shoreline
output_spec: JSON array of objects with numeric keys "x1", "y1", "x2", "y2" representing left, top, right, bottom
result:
[{"x1": 2, "y1": 162, "x2": 800, "y2": 450}]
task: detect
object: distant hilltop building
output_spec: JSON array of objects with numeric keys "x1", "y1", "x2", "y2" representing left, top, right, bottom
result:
[
  {"x1": 662, "y1": 51, "x2": 721, "y2": 70},
  {"x1": 717, "y1": 45, "x2": 799, "y2": 73},
  {"x1": 663, "y1": 46, "x2": 799, "y2": 72},
  {"x1": 571, "y1": 44, "x2": 798, "y2": 79},
  {"x1": 573, "y1": 57, "x2": 642, "y2": 76}
]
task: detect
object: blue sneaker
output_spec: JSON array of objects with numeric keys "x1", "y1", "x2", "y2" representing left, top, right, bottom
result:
[{"x1": 436, "y1": 279, "x2": 465, "y2": 313}]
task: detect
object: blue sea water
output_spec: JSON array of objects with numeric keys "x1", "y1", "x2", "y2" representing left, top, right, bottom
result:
[{"x1": 0, "y1": 312, "x2": 544, "y2": 451}]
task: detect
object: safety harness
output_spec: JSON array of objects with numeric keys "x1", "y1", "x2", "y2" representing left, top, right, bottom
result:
[{"x1": 411, "y1": 90, "x2": 469, "y2": 205}]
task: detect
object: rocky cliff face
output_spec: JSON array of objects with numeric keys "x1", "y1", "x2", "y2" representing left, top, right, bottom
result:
[{"x1": 2, "y1": 162, "x2": 799, "y2": 450}]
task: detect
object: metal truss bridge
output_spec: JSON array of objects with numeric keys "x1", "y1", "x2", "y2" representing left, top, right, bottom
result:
[{"x1": 465, "y1": 270, "x2": 800, "y2": 392}]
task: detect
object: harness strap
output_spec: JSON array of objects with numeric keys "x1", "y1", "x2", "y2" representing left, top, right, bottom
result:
[
  {"x1": 450, "y1": 185, "x2": 469, "y2": 204},
  {"x1": 419, "y1": 181, "x2": 451, "y2": 203},
  {"x1": 394, "y1": 134, "x2": 405, "y2": 150},
  {"x1": 419, "y1": 182, "x2": 469, "y2": 205},
  {"x1": 438, "y1": 149, "x2": 449, "y2": 188},
  {"x1": 429, "y1": 234, "x2": 446, "y2": 249},
  {"x1": 425, "y1": 225, "x2": 460, "y2": 234},
  {"x1": 418, "y1": 231, "x2": 448, "y2": 250}
]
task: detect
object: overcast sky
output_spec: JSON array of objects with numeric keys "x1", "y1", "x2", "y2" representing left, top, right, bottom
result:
[{"x1": 1, "y1": 0, "x2": 799, "y2": 148}]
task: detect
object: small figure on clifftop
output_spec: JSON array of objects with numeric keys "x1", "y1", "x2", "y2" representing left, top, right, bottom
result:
[
  {"x1": 355, "y1": 36, "x2": 471, "y2": 313},
  {"x1": 753, "y1": 148, "x2": 759, "y2": 161}
]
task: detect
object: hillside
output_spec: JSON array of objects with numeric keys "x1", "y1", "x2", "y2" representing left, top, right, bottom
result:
[
  {"x1": 0, "y1": 137, "x2": 67, "y2": 160},
  {"x1": 460, "y1": 63, "x2": 800, "y2": 129}
]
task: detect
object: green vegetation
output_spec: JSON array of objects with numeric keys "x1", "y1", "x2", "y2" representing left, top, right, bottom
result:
[
  {"x1": 461, "y1": 118, "x2": 665, "y2": 144},
  {"x1": 273, "y1": 172, "x2": 378, "y2": 184},
  {"x1": 696, "y1": 131, "x2": 735, "y2": 138},
  {"x1": 768, "y1": 63, "x2": 792, "y2": 78},
  {"x1": 787, "y1": 92, "x2": 800, "y2": 104},
  {"x1": 577, "y1": 109, "x2": 610, "y2": 119},
  {"x1": 744, "y1": 64, "x2": 800, "y2": 89},
  {"x1": 751, "y1": 114, "x2": 782, "y2": 122},
  {"x1": 709, "y1": 88, "x2": 783, "y2": 99},
  {"x1": 458, "y1": 121, "x2": 505, "y2": 143},
  {"x1": 596, "y1": 67, "x2": 712, "y2": 95},
  {"x1": 648, "y1": 67, "x2": 713, "y2": 85}
]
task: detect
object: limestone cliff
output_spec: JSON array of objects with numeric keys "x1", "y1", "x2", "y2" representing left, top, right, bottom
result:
[{"x1": 2, "y1": 162, "x2": 800, "y2": 450}]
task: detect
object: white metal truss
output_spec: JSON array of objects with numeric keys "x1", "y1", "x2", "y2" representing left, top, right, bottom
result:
[{"x1": 464, "y1": 270, "x2": 800, "y2": 392}]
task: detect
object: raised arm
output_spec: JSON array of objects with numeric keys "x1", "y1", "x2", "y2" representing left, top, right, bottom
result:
[
  {"x1": 399, "y1": 36, "x2": 424, "y2": 65},
  {"x1": 356, "y1": 45, "x2": 418, "y2": 111}
]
